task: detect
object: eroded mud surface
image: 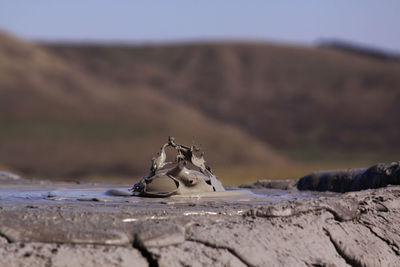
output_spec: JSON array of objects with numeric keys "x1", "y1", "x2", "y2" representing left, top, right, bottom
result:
[{"x1": 1, "y1": 176, "x2": 399, "y2": 266}]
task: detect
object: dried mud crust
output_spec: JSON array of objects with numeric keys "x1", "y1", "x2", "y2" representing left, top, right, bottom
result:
[
  {"x1": 1, "y1": 182, "x2": 400, "y2": 266},
  {"x1": 0, "y1": 242, "x2": 147, "y2": 267}
]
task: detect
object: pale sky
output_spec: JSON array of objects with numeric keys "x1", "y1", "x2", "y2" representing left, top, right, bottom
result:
[{"x1": 1, "y1": 1, "x2": 399, "y2": 52}]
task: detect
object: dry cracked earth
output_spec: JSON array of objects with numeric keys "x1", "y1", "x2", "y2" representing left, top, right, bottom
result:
[{"x1": 0, "y1": 174, "x2": 400, "y2": 266}]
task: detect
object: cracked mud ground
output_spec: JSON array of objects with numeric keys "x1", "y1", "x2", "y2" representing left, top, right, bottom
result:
[{"x1": 1, "y1": 178, "x2": 400, "y2": 266}]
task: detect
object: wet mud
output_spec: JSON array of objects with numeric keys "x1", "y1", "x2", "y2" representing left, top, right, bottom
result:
[{"x1": 1, "y1": 175, "x2": 400, "y2": 266}]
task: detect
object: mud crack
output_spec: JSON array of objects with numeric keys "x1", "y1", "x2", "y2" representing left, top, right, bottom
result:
[
  {"x1": 323, "y1": 228, "x2": 361, "y2": 267},
  {"x1": 0, "y1": 232, "x2": 13, "y2": 243},
  {"x1": 133, "y1": 234, "x2": 159, "y2": 267},
  {"x1": 360, "y1": 222, "x2": 400, "y2": 255},
  {"x1": 186, "y1": 237, "x2": 253, "y2": 267}
]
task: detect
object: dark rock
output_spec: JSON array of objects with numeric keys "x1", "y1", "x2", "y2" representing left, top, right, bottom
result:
[
  {"x1": 297, "y1": 162, "x2": 400, "y2": 192},
  {"x1": 350, "y1": 162, "x2": 400, "y2": 191}
]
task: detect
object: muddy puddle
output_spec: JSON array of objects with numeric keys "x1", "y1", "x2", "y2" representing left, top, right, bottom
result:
[{"x1": 0, "y1": 181, "x2": 336, "y2": 206}]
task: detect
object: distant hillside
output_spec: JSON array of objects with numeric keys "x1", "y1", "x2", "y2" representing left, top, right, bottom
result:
[
  {"x1": 2, "y1": 30, "x2": 400, "y2": 182},
  {"x1": 0, "y1": 32, "x2": 286, "y2": 180},
  {"x1": 43, "y1": 41, "x2": 400, "y2": 159}
]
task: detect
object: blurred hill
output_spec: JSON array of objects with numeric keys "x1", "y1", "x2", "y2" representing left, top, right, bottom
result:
[
  {"x1": 43, "y1": 40, "x2": 400, "y2": 159},
  {"x1": 1, "y1": 31, "x2": 400, "y2": 183},
  {"x1": 0, "y1": 32, "x2": 286, "y2": 181}
]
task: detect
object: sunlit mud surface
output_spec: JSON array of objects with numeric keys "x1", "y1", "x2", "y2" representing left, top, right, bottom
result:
[{"x1": 1, "y1": 176, "x2": 400, "y2": 266}]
